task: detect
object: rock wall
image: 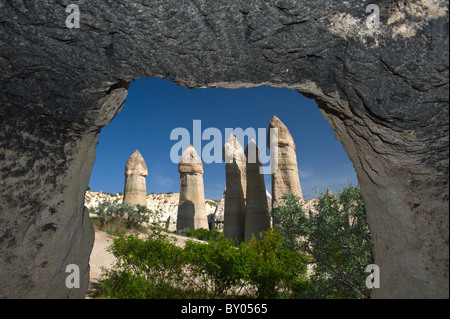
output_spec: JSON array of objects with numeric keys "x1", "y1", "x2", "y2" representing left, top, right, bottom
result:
[{"x1": 0, "y1": 0, "x2": 448, "y2": 298}]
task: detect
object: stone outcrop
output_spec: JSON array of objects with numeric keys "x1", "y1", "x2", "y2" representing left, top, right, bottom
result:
[
  {"x1": 85, "y1": 191, "x2": 218, "y2": 229},
  {"x1": 244, "y1": 139, "x2": 271, "y2": 241},
  {"x1": 177, "y1": 145, "x2": 209, "y2": 231},
  {"x1": 223, "y1": 134, "x2": 247, "y2": 242},
  {"x1": 0, "y1": 0, "x2": 447, "y2": 298},
  {"x1": 123, "y1": 150, "x2": 148, "y2": 207},
  {"x1": 268, "y1": 116, "x2": 303, "y2": 209},
  {"x1": 211, "y1": 189, "x2": 226, "y2": 231}
]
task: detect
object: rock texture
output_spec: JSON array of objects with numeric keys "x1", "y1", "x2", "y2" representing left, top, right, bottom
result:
[
  {"x1": 123, "y1": 150, "x2": 148, "y2": 207},
  {"x1": 268, "y1": 115, "x2": 303, "y2": 209},
  {"x1": 244, "y1": 139, "x2": 271, "y2": 242},
  {"x1": 85, "y1": 191, "x2": 218, "y2": 229},
  {"x1": 223, "y1": 134, "x2": 247, "y2": 242},
  {"x1": 0, "y1": 0, "x2": 448, "y2": 298},
  {"x1": 211, "y1": 189, "x2": 226, "y2": 231},
  {"x1": 177, "y1": 145, "x2": 209, "y2": 231}
]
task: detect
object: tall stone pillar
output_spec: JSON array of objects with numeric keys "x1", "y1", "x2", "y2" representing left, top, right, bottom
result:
[
  {"x1": 244, "y1": 139, "x2": 270, "y2": 241},
  {"x1": 223, "y1": 134, "x2": 247, "y2": 242},
  {"x1": 177, "y1": 145, "x2": 209, "y2": 231},
  {"x1": 268, "y1": 115, "x2": 303, "y2": 209},
  {"x1": 123, "y1": 150, "x2": 148, "y2": 207}
]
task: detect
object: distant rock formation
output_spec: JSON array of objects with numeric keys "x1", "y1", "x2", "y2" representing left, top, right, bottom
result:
[
  {"x1": 211, "y1": 189, "x2": 226, "y2": 230},
  {"x1": 123, "y1": 150, "x2": 148, "y2": 207},
  {"x1": 85, "y1": 191, "x2": 218, "y2": 229},
  {"x1": 177, "y1": 145, "x2": 209, "y2": 231},
  {"x1": 244, "y1": 139, "x2": 270, "y2": 241},
  {"x1": 268, "y1": 116, "x2": 303, "y2": 209},
  {"x1": 223, "y1": 134, "x2": 247, "y2": 242}
]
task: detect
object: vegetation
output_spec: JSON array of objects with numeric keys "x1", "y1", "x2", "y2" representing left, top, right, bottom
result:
[
  {"x1": 177, "y1": 228, "x2": 223, "y2": 241},
  {"x1": 92, "y1": 185, "x2": 374, "y2": 299},
  {"x1": 269, "y1": 186, "x2": 374, "y2": 298},
  {"x1": 95, "y1": 228, "x2": 308, "y2": 299},
  {"x1": 90, "y1": 201, "x2": 161, "y2": 235}
]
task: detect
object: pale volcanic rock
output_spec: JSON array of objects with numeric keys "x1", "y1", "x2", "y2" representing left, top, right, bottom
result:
[
  {"x1": 177, "y1": 145, "x2": 209, "y2": 231},
  {"x1": 123, "y1": 150, "x2": 148, "y2": 207},
  {"x1": 268, "y1": 116, "x2": 303, "y2": 209},
  {"x1": 223, "y1": 134, "x2": 247, "y2": 242},
  {"x1": 244, "y1": 139, "x2": 270, "y2": 241},
  {"x1": 211, "y1": 189, "x2": 226, "y2": 230}
]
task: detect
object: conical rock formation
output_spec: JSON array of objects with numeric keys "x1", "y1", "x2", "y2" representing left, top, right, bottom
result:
[
  {"x1": 244, "y1": 139, "x2": 270, "y2": 241},
  {"x1": 268, "y1": 115, "x2": 303, "y2": 209},
  {"x1": 223, "y1": 134, "x2": 247, "y2": 242},
  {"x1": 123, "y1": 150, "x2": 148, "y2": 207},
  {"x1": 177, "y1": 145, "x2": 209, "y2": 231}
]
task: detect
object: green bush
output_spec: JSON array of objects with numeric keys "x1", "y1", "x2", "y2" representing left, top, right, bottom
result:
[
  {"x1": 269, "y1": 186, "x2": 374, "y2": 299},
  {"x1": 93, "y1": 201, "x2": 161, "y2": 234},
  {"x1": 184, "y1": 237, "x2": 250, "y2": 298},
  {"x1": 99, "y1": 233, "x2": 186, "y2": 299},
  {"x1": 177, "y1": 228, "x2": 224, "y2": 242},
  {"x1": 96, "y1": 201, "x2": 132, "y2": 225},
  {"x1": 243, "y1": 228, "x2": 307, "y2": 299},
  {"x1": 96, "y1": 228, "x2": 309, "y2": 299}
]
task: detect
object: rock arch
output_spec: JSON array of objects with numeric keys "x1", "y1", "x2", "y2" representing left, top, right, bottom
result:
[{"x1": 0, "y1": 1, "x2": 448, "y2": 298}]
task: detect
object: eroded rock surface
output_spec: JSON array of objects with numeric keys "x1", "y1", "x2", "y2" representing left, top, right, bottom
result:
[
  {"x1": 244, "y1": 139, "x2": 271, "y2": 242},
  {"x1": 0, "y1": 0, "x2": 448, "y2": 298},
  {"x1": 123, "y1": 150, "x2": 148, "y2": 207},
  {"x1": 177, "y1": 145, "x2": 209, "y2": 231},
  {"x1": 268, "y1": 115, "x2": 303, "y2": 208},
  {"x1": 223, "y1": 134, "x2": 247, "y2": 242}
]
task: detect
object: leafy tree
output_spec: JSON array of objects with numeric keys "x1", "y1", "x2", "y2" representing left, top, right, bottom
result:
[
  {"x1": 102, "y1": 233, "x2": 186, "y2": 298},
  {"x1": 184, "y1": 237, "x2": 250, "y2": 297},
  {"x1": 269, "y1": 186, "x2": 374, "y2": 299}
]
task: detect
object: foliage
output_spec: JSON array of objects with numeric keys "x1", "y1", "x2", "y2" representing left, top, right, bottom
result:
[
  {"x1": 99, "y1": 233, "x2": 187, "y2": 299},
  {"x1": 269, "y1": 186, "x2": 374, "y2": 299},
  {"x1": 93, "y1": 201, "x2": 161, "y2": 234},
  {"x1": 243, "y1": 228, "x2": 307, "y2": 298},
  {"x1": 184, "y1": 237, "x2": 250, "y2": 297},
  {"x1": 96, "y1": 228, "x2": 308, "y2": 299},
  {"x1": 178, "y1": 228, "x2": 224, "y2": 241}
]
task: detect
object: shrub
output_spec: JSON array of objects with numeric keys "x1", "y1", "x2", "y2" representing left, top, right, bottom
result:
[
  {"x1": 96, "y1": 228, "x2": 308, "y2": 299},
  {"x1": 99, "y1": 233, "x2": 187, "y2": 298},
  {"x1": 96, "y1": 201, "x2": 133, "y2": 225},
  {"x1": 243, "y1": 229, "x2": 307, "y2": 298},
  {"x1": 93, "y1": 201, "x2": 161, "y2": 233},
  {"x1": 177, "y1": 228, "x2": 223, "y2": 241},
  {"x1": 184, "y1": 237, "x2": 250, "y2": 297},
  {"x1": 269, "y1": 186, "x2": 374, "y2": 299}
]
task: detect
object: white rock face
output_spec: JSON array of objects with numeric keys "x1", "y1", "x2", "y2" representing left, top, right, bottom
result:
[
  {"x1": 268, "y1": 115, "x2": 303, "y2": 209},
  {"x1": 177, "y1": 145, "x2": 209, "y2": 231},
  {"x1": 85, "y1": 191, "x2": 217, "y2": 230},
  {"x1": 123, "y1": 150, "x2": 148, "y2": 207},
  {"x1": 212, "y1": 189, "x2": 226, "y2": 230}
]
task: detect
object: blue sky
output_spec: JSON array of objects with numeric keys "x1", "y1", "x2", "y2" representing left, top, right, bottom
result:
[{"x1": 89, "y1": 77, "x2": 358, "y2": 200}]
